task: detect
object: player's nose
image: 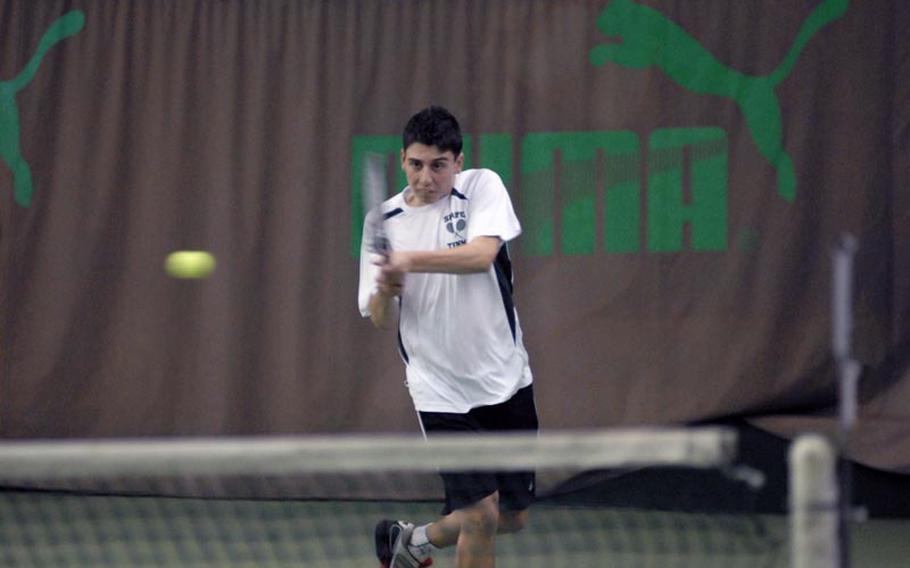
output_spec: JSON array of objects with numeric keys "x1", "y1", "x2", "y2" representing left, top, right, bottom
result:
[{"x1": 417, "y1": 168, "x2": 433, "y2": 186}]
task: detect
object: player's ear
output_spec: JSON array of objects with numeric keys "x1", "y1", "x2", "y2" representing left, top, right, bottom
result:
[
  {"x1": 454, "y1": 152, "x2": 464, "y2": 173},
  {"x1": 400, "y1": 149, "x2": 407, "y2": 170}
]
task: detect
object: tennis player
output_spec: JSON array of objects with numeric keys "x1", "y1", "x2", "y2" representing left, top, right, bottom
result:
[{"x1": 358, "y1": 106, "x2": 537, "y2": 568}]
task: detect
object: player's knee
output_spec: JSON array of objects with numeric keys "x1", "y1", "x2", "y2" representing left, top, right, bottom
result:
[
  {"x1": 460, "y1": 494, "x2": 500, "y2": 535},
  {"x1": 498, "y1": 509, "x2": 529, "y2": 534}
]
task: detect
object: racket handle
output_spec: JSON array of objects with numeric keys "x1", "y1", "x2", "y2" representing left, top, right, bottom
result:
[{"x1": 373, "y1": 234, "x2": 390, "y2": 254}]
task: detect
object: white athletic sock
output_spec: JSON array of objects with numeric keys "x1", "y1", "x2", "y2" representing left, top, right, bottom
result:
[{"x1": 407, "y1": 524, "x2": 436, "y2": 560}]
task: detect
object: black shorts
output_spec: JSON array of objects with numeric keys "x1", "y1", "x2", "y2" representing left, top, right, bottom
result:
[{"x1": 418, "y1": 384, "x2": 538, "y2": 515}]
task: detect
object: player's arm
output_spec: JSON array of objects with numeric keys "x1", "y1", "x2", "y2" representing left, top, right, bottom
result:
[
  {"x1": 368, "y1": 237, "x2": 499, "y2": 327},
  {"x1": 386, "y1": 236, "x2": 501, "y2": 274},
  {"x1": 368, "y1": 262, "x2": 403, "y2": 329},
  {"x1": 368, "y1": 292, "x2": 394, "y2": 329}
]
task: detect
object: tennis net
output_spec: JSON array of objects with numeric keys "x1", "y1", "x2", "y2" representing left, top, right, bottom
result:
[{"x1": 0, "y1": 427, "x2": 805, "y2": 567}]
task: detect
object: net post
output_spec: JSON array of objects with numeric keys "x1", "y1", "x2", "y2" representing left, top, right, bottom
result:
[
  {"x1": 832, "y1": 232, "x2": 859, "y2": 436},
  {"x1": 789, "y1": 434, "x2": 840, "y2": 568},
  {"x1": 831, "y1": 232, "x2": 860, "y2": 568}
]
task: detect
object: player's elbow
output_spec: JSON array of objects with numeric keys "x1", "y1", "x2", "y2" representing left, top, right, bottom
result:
[
  {"x1": 467, "y1": 237, "x2": 502, "y2": 271},
  {"x1": 470, "y1": 255, "x2": 496, "y2": 273}
]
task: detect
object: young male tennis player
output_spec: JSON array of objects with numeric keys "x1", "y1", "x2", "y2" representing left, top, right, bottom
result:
[{"x1": 358, "y1": 106, "x2": 537, "y2": 568}]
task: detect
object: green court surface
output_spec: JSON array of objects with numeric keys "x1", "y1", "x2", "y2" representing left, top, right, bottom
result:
[{"x1": 2, "y1": 492, "x2": 908, "y2": 567}]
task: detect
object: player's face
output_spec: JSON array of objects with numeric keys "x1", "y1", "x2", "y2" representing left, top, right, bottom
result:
[{"x1": 401, "y1": 143, "x2": 463, "y2": 207}]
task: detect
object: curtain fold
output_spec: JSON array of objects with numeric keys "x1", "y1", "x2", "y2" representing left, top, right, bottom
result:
[{"x1": 1, "y1": 0, "x2": 906, "y2": 472}]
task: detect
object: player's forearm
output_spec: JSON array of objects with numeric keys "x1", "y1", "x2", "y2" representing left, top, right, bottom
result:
[
  {"x1": 368, "y1": 291, "x2": 396, "y2": 329},
  {"x1": 402, "y1": 237, "x2": 500, "y2": 274}
]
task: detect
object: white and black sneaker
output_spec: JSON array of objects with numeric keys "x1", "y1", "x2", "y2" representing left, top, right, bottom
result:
[{"x1": 374, "y1": 519, "x2": 433, "y2": 568}]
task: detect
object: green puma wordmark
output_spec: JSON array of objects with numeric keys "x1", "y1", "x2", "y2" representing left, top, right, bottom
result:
[
  {"x1": 589, "y1": 0, "x2": 849, "y2": 202},
  {"x1": 0, "y1": 10, "x2": 85, "y2": 207}
]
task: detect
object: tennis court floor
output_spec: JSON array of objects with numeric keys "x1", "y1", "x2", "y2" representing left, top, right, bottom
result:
[{"x1": 2, "y1": 493, "x2": 909, "y2": 567}]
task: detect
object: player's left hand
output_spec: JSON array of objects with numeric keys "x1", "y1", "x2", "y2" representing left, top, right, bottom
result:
[{"x1": 375, "y1": 252, "x2": 409, "y2": 297}]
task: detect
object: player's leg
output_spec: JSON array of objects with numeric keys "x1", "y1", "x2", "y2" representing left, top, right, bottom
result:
[
  {"x1": 424, "y1": 455, "x2": 502, "y2": 566},
  {"x1": 427, "y1": 492, "x2": 500, "y2": 568},
  {"x1": 426, "y1": 492, "x2": 528, "y2": 542},
  {"x1": 426, "y1": 385, "x2": 538, "y2": 563},
  {"x1": 496, "y1": 507, "x2": 529, "y2": 534},
  {"x1": 376, "y1": 410, "x2": 497, "y2": 567},
  {"x1": 474, "y1": 384, "x2": 539, "y2": 538},
  {"x1": 376, "y1": 489, "x2": 501, "y2": 568},
  {"x1": 375, "y1": 389, "x2": 538, "y2": 567}
]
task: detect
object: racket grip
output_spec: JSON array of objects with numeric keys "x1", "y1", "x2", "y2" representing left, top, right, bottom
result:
[{"x1": 372, "y1": 234, "x2": 391, "y2": 256}]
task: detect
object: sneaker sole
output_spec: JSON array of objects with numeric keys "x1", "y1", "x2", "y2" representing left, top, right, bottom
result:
[
  {"x1": 375, "y1": 519, "x2": 396, "y2": 567},
  {"x1": 374, "y1": 519, "x2": 433, "y2": 568}
]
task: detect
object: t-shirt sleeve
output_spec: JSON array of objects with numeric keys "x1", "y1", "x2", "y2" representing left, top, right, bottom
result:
[
  {"x1": 465, "y1": 169, "x2": 522, "y2": 243},
  {"x1": 357, "y1": 211, "x2": 381, "y2": 317}
]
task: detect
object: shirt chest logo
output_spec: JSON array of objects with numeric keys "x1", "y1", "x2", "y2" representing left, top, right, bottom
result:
[{"x1": 443, "y1": 211, "x2": 467, "y2": 248}]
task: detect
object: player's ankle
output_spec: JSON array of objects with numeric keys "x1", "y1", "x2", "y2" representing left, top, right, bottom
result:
[{"x1": 407, "y1": 524, "x2": 437, "y2": 561}]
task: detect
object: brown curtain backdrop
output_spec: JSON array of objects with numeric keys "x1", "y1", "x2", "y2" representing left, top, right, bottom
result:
[{"x1": 1, "y1": 0, "x2": 908, "y2": 473}]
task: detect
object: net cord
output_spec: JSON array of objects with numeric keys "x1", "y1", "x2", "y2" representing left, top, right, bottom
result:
[{"x1": 0, "y1": 427, "x2": 735, "y2": 479}]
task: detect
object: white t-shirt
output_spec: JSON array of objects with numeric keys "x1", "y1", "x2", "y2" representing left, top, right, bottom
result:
[{"x1": 358, "y1": 168, "x2": 533, "y2": 413}]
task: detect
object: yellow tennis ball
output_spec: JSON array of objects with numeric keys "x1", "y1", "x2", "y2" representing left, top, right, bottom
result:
[{"x1": 165, "y1": 251, "x2": 216, "y2": 279}]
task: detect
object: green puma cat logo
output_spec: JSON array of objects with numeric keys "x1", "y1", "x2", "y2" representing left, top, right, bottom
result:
[
  {"x1": 590, "y1": 0, "x2": 849, "y2": 201},
  {"x1": 1, "y1": 10, "x2": 85, "y2": 207}
]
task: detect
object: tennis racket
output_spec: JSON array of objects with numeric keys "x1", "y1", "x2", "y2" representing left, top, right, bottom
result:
[{"x1": 362, "y1": 152, "x2": 391, "y2": 256}]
